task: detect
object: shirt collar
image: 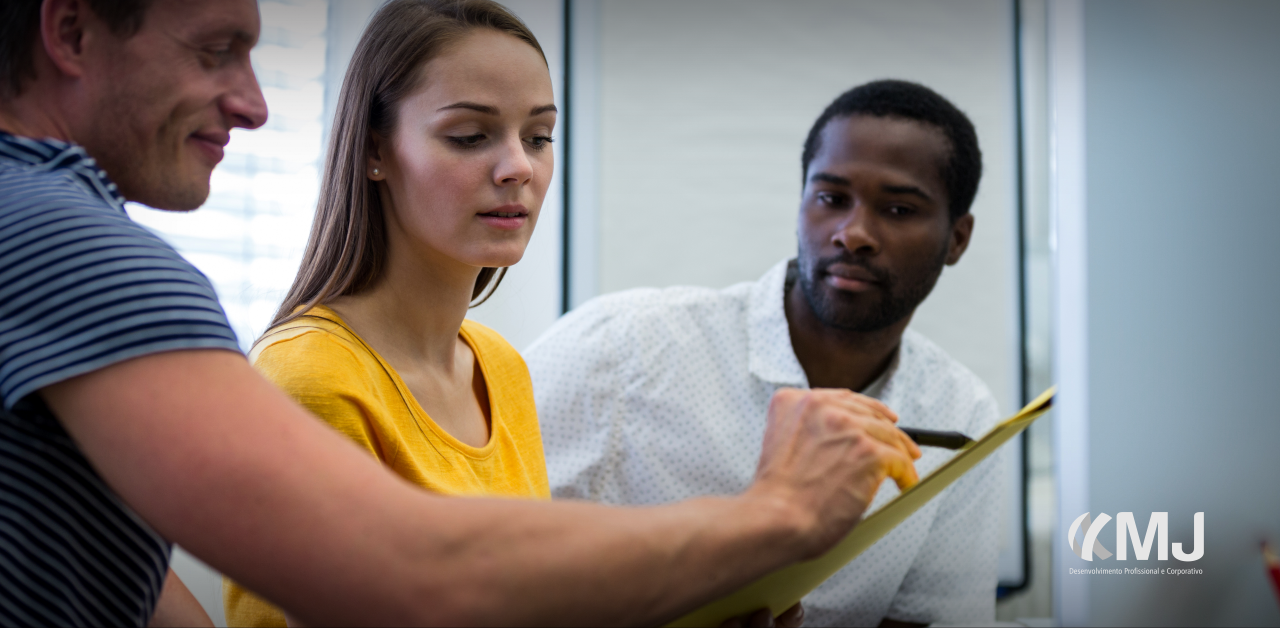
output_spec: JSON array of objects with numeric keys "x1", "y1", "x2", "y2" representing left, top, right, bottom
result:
[
  {"x1": 747, "y1": 258, "x2": 810, "y2": 387},
  {"x1": 0, "y1": 131, "x2": 127, "y2": 211}
]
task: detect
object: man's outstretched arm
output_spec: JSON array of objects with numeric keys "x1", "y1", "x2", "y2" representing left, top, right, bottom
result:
[{"x1": 44, "y1": 349, "x2": 918, "y2": 626}]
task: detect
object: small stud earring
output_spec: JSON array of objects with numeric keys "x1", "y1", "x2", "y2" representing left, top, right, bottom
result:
[{"x1": 372, "y1": 167, "x2": 380, "y2": 177}]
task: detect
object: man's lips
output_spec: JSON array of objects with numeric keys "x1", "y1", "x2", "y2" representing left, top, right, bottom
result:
[
  {"x1": 188, "y1": 131, "x2": 230, "y2": 164},
  {"x1": 823, "y1": 262, "x2": 884, "y2": 292},
  {"x1": 477, "y1": 204, "x2": 529, "y2": 230}
]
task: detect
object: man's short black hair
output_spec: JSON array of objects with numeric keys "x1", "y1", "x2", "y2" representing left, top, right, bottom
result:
[
  {"x1": 801, "y1": 79, "x2": 983, "y2": 220},
  {"x1": 0, "y1": 0, "x2": 154, "y2": 98}
]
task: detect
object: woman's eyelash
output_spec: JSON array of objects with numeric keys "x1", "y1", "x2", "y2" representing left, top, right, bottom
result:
[
  {"x1": 446, "y1": 134, "x2": 556, "y2": 150},
  {"x1": 447, "y1": 134, "x2": 486, "y2": 148}
]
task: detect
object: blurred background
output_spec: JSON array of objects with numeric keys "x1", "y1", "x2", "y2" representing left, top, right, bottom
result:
[{"x1": 129, "y1": 1, "x2": 1279, "y2": 625}]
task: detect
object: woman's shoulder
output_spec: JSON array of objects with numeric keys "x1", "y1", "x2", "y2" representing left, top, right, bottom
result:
[
  {"x1": 251, "y1": 307, "x2": 376, "y2": 385},
  {"x1": 459, "y1": 319, "x2": 522, "y2": 362},
  {"x1": 460, "y1": 318, "x2": 531, "y2": 389}
]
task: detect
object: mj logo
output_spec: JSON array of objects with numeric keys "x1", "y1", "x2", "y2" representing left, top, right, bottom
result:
[{"x1": 1068, "y1": 512, "x2": 1204, "y2": 562}]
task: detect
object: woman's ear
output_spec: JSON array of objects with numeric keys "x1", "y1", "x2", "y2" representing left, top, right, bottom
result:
[{"x1": 367, "y1": 132, "x2": 387, "y2": 181}]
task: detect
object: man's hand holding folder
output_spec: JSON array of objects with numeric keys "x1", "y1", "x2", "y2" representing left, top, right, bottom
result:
[
  {"x1": 750, "y1": 388, "x2": 922, "y2": 559},
  {"x1": 673, "y1": 387, "x2": 1057, "y2": 627}
]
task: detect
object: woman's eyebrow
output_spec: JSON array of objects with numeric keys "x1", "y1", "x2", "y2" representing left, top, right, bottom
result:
[
  {"x1": 436, "y1": 103, "x2": 559, "y2": 116},
  {"x1": 439, "y1": 102, "x2": 498, "y2": 114}
]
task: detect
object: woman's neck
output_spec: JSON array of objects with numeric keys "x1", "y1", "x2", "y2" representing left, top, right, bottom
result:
[{"x1": 327, "y1": 241, "x2": 478, "y2": 370}]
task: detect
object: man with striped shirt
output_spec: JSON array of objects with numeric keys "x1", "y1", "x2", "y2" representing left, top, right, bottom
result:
[
  {"x1": 0, "y1": 0, "x2": 923, "y2": 626},
  {"x1": 0, "y1": 0, "x2": 268, "y2": 622}
]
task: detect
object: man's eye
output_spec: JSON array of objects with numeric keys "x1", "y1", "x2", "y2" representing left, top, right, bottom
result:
[
  {"x1": 448, "y1": 134, "x2": 486, "y2": 148},
  {"x1": 817, "y1": 192, "x2": 846, "y2": 206},
  {"x1": 887, "y1": 205, "x2": 915, "y2": 216},
  {"x1": 200, "y1": 48, "x2": 234, "y2": 67}
]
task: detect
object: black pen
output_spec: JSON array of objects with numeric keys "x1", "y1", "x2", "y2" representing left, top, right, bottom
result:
[{"x1": 899, "y1": 427, "x2": 974, "y2": 450}]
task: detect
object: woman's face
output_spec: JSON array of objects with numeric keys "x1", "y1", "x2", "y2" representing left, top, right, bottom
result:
[{"x1": 370, "y1": 29, "x2": 555, "y2": 273}]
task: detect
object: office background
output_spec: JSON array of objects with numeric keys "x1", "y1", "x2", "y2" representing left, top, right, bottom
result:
[{"x1": 129, "y1": 1, "x2": 1279, "y2": 626}]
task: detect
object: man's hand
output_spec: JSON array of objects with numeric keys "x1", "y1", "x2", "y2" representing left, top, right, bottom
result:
[{"x1": 748, "y1": 388, "x2": 921, "y2": 558}]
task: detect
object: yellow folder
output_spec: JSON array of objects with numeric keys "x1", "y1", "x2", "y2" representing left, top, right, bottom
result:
[{"x1": 668, "y1": 386, "x2": 1057, "y2": 627}]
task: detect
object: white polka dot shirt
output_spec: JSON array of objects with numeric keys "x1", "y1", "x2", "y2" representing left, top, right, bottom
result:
[{"x1": 525, "y1": 259, "x2": 1004, "y2": 627}]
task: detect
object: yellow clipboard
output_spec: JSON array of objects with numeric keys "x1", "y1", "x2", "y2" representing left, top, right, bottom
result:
[{"x1": 668, "y1": 386, "x2": 1057, "y2": 627}]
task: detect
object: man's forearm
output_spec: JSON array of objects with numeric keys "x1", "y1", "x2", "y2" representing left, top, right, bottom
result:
[
  {"x1": 360, "y1": 492, "x2": 807, "y2": 626},
  {"x1": 220, "y1": 454, "x2": 812, "y2": 626},
  {"x1": 48, "y1": 350, "x2": 911, "y2": 625}
]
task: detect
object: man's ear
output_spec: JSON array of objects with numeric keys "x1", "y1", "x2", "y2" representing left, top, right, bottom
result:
[
  {"x1": 944, "y1": 213, "x2": 974, "y2": 265},
  {"x1": 40, "y1": 0, "x2": 98, "y2": 80}
]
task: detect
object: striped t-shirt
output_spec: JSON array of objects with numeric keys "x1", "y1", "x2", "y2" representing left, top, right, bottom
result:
[{"x1": 0, "y1": 132, "x2": 242, "y2": 626}]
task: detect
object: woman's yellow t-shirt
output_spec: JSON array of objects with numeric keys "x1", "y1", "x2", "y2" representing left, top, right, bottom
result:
[{"x1": 223, "y1": 306, "x2": 549, "y2": 627}]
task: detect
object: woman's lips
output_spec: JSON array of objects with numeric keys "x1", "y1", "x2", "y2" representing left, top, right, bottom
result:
[{"x1": 477, "y1": 205, "x2": 529, "y2": 230}]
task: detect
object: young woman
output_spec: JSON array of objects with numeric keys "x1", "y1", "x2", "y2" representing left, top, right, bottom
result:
[{"x1": 223, "y1": 1, "x2": 556, "y2": 624}]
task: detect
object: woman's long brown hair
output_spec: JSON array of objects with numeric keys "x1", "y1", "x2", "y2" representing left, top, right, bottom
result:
[{"x1": 269, "y1": 0, "x2": 547, "y2": 329}]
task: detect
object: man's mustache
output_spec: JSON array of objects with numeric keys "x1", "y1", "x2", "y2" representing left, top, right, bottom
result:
[{"x1": 815, "y1": 253, "x2": 893, "y2": 285}]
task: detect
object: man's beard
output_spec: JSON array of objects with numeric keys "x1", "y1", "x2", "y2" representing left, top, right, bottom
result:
[
  {"x1": 91, "y1": 84, "x2": 212, "y2": 211},
  {"x1": 795, "y1": 245, "x2": 948, "y2": 334}
]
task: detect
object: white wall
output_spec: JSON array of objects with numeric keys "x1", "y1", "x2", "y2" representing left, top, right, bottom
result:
[{"x1": 1054, "y1": 0, "x2": 1280, "y2": 625}]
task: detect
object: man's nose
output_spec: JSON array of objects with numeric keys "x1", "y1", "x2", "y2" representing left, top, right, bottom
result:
[
  {"x1": 222, "y1": 68, "x2": 269, "y2": 130},
  {"x1": 833, "y1": 205, "x2": 880, "y2": 255}
]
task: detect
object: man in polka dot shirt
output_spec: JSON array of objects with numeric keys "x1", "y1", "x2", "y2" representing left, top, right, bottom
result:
[{"x1": 526, "y1": 80, "x2": 1002, "y2": 627}]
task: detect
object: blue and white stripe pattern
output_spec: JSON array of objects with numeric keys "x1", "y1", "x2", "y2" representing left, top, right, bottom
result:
[{"x1": 0, "y1": 131, "x2": 241, "y2": 626}]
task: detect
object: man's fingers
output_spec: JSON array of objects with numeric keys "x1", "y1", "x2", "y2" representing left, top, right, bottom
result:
[
  {"x1": 895, "y1": 426, "x2": 922, "y2": 460},
  {"x1": 879, "y1": 442, "x2": 920, "y2": 491},
  {"x1": 856, "y1": 415, "x2": 920, "y2": 460},
  {"x1": 809, "y1": 388, "x2": 899, "y2": 425},
  {"x1": 846, "y1": 412, "x2": 921, "y2": 461},
  {"x1": 783, "y1": 388, "x2": 918, "y2": 461},
  {"x1": 844, "y1": 393, "x2": 899, "y2": 425},
  {"x1": 837, "y1": 393, "x2": 897, "y2": 422},
  {"x1": 811, "y1": 390, "x2": 918, "y2": 459}
]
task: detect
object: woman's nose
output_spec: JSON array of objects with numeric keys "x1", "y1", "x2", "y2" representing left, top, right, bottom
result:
[{"x1": 494, "y1": 137, "x2": 534, "y2": 186}]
